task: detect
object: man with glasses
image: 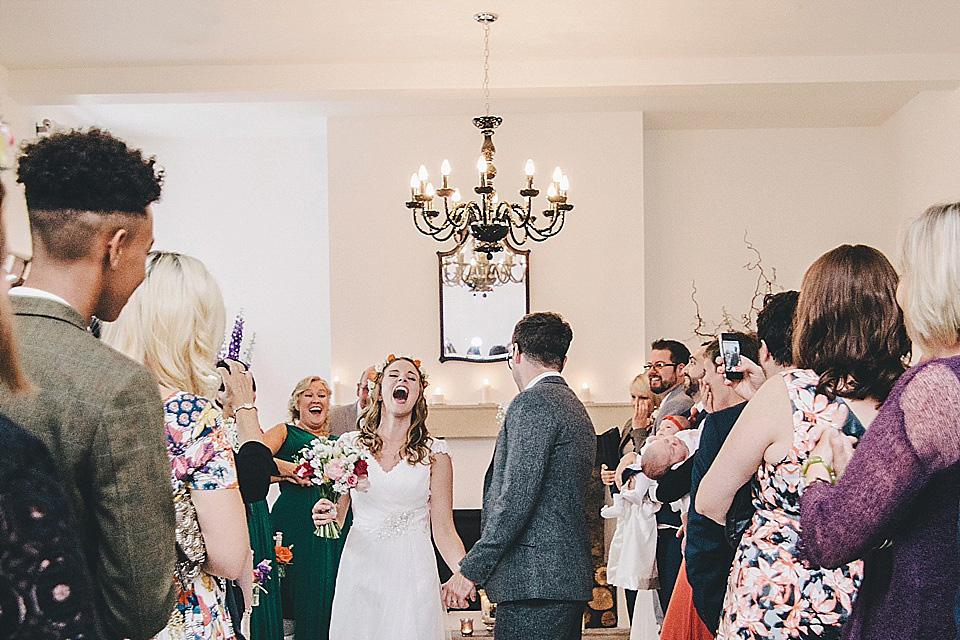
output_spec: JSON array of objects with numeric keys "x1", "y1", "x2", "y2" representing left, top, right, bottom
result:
[{"x1": 647, "y1": 339, "x2": 694, "y2": 432}]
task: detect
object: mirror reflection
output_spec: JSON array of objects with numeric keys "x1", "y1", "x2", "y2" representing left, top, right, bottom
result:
[{"x1": 439, "y1": 239, "x2": 530, "y2": 362}]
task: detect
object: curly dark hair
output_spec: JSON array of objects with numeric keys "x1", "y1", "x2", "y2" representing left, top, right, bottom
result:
[
  {"x1": 17, "y1": 128, "x2": 162, "y2": 213},
  {"x1": 512, "y1": 312, "x2": 573, "y2": 370},
  {"x1": 756, "y1": 290, "x2": 799, "y2": 367},
  {"x1": 793, "y1": 244, "x2": 910, "y2": 404}
]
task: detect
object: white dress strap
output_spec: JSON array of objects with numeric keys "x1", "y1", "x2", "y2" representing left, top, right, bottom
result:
[{"x1": 430, "y1": 437, "x2": 451, "y2": 456}]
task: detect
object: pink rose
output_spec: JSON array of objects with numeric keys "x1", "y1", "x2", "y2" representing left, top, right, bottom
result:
[
  {"x1": 356, "y1": 476, "x2": 371, "y2": 492},
  {"x1": 345, "y1": 473, "x2": 359, "y2": 488},
  {"x1": 324, "y1": 459, "x2": 346, "y2": 481}
]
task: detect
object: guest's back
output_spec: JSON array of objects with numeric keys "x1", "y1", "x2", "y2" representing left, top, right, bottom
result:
[{"x1": 0, "y1": 295, "x2": 176, "y2": 638}]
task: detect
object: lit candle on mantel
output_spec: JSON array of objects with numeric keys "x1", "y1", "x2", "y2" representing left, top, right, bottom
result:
[
  {"x1": 580, "y1": 382, "x2": 591, "y2": 403},
  {"x1": 480, "y1": 378, "x2": 491, "y2": 404},
  {"x1": 332, "y1": 376, "x2": 341, "y2": 404},
  {"x1": 432, "y1": 386, "x2": 446, "y2": 405}
]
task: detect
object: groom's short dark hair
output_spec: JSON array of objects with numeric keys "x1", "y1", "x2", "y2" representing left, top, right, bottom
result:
[{"x1": 512, "y1": 312, "x2": 573, "y2": 371}]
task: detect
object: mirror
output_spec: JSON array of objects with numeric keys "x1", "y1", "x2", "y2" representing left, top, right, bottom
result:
[{"x1": 438, "y1": 239, "x2": 530, "y2": 363}]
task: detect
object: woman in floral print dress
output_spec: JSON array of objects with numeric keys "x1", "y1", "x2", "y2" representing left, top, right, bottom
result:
[
  {"x1": 697, "y1": 244, "x2": 910, "y2": 639},
  {"x1": 104, "y1": 252, "x2": 251, "y2": 640}
]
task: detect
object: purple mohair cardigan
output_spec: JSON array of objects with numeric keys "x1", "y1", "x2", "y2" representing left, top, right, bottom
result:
[{"x1": 798, "y1": 355, "x2": 960, "y2": 640}]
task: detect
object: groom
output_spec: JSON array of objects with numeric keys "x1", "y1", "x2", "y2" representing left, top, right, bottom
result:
[{"x1": 445, "y1": 312, "x2": 596, "y2": 639}]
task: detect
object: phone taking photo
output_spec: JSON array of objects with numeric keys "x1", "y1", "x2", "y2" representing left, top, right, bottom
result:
[{"x1": 719, "y1": 333, "x2": 744, "y2": 380}]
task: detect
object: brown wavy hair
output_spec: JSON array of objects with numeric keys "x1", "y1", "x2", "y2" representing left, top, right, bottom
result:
[
  {"x1": 793, "y1": 244, "x2": 910, "y2": 404},
  {"x1": 358, "y1": 357, "x2": 433, "y2": 465},
  {"x1": 0, "y1": 179, "x2": 30, "y2": 392}
]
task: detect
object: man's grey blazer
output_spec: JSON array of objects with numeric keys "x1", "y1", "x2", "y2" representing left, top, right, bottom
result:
[
  {"x1": 652, "y1": 384, "x2": 695, "y2": 431},
  {"x1": 0, "y1": 295, "x2": 176, "y2": 640},
  {"x1": 459, "y1": 375, "x2": 596, "y2": 603},
  {"x1": 329, "y1": 401, "x2": 360, "y2": 436}
]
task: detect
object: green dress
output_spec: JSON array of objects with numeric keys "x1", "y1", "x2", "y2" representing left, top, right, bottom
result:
[
  {"x1": 271, "y1": 425, "x2": 351, "y2": 640},
  {"x1": 248, "y1": 499, "x2": 283, "y2": 640}
]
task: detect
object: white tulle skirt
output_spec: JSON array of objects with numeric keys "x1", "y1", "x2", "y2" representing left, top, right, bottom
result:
[{"x1": 328, "y1": 517, "x2": 448, "y2": 640}]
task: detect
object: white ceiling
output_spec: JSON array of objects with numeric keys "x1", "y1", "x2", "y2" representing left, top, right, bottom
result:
[{"x1": 2, "y1": 0, "x2": 960, "y2": 128}]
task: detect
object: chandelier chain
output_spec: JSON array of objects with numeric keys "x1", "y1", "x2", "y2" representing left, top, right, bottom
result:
[{"x1": 482, "y1": 21, "x2": 491, "y2": 116}]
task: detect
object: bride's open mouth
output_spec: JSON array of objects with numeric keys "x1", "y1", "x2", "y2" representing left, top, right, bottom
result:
[{"x1": 392, "y1": 386, "x2": 409, "y2": 403}]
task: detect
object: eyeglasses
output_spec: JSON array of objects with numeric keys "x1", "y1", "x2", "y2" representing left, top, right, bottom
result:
[
  {"x1": 506, "y1": 343, "x2": 518, "y2": 370},
  {"x1": 643, "y1": 362, "x2": 679, "y2": 372}
]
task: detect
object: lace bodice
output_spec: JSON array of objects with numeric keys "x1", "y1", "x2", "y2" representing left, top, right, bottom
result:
[{"x1": 339, "y1": 432, "x2": 449, "y2": 538}]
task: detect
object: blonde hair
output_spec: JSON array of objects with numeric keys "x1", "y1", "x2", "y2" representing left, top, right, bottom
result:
[
  {"x1": 900, "y1": 202, "x2": 960, "y2": 355},
  {"x1": 630, "y1": 372, "x2": 662, "y2": 412},
  {"x1": 358, "y1": 357, "x2": 432, "y2": 465},
  {"x1": 288, "y1": 376, "x2": 331, "y2": 431},
  {"x1": 102, "y1": 251, "x2": 225, "y2": 397}
]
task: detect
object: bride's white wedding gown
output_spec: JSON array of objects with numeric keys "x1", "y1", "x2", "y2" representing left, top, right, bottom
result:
[{"x1": 328, "y1": 432, "x2": 450, "y2": 640}]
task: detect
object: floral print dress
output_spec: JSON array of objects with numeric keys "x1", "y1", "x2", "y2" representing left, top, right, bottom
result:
[
  {"x1": 155, "y1": 392, "x2": 239, "y2": 640},
  {"x1": 717, "y1": 369, "x2": 864, "y2": 640}
]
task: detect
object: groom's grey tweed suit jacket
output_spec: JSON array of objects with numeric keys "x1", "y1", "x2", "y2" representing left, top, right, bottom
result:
[{"x1": 459, "y1": 376, "x2": 596, "y2": 603}]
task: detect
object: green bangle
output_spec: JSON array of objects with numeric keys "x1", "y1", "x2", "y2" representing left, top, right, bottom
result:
[{"x1": 802, "y1": 455, "x2": 837, "y2": 484}]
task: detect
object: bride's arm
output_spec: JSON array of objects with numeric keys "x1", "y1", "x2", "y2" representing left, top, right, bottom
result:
[
  {"x1": 311, "y1": 492, "x2": 351, "y2": 528},
  {"x1": 429, "y1": 453, "x2": 467, "y2": 572}
]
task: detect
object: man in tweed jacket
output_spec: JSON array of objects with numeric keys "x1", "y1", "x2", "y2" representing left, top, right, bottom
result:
[
  {"x1": 448, "y1": 312, "x2": 596, "y2": 640},
  {"x1": 0, "y1": 130, "x2": 176, "y2": 639}
]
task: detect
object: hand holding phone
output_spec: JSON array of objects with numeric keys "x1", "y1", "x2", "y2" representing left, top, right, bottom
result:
[{"x1": 719, "y1": 333, "x2": 744, "y2": 381}]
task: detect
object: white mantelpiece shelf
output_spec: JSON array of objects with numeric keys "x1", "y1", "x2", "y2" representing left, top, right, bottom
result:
[{"x1": 428, "y1": 402, "x2": 631, "y2": 439}]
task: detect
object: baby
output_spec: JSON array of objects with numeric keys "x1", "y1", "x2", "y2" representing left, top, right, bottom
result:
[{"x1": 640, "y1": 434, "x2": 692, "y2": 480}]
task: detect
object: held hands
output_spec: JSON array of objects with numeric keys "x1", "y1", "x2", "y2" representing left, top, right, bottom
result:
[
  {"x1": 311, "y1": 498, "x2": 338, "y2": 528},
  {"x1": 274, "y1": 459, "x2": 313, "y2": 486},
  {"x1": 715, "y1": 355, "x2": 766, "y2": 402},
  {"x1": 807, "y1": 425, "x2": 856, "y2": 480},
  {"x1": 441, "y1": 571, "x2": 477, "y2": 609}
]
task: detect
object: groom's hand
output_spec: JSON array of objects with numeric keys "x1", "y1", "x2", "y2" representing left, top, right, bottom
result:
[
  {"x1": 311, "y1": 498, "x2": 337, "y2": 527},
  {"x1": 441, "y1": 571, "x2": 476, "y2": 609}
]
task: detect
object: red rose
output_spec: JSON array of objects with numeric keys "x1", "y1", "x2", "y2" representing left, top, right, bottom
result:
[
  {"x1": 294, "y1": 462, "x2": 315, "y2": 479},
  {"x1": 354, "y1": 459, "x2": 368, "y2": 477}
]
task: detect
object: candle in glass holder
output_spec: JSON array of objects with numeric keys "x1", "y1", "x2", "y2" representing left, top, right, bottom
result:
[{"x1": 460, "y1": 617, "x2": 474, "y2": 636}]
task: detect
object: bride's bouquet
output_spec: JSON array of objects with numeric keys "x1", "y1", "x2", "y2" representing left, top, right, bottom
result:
[{"x1": 294, "y1": 437, "x2": 370, "y2": 538}]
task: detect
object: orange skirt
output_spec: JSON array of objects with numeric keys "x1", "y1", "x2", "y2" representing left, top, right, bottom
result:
[{"x1": 659, "y1": 559, "x2": 714, "y2": 640}]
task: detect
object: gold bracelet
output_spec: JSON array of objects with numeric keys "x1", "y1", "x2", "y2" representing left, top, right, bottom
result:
[
  {"x1": 236, "y1": 403, "x2": 257, "y2": 413},
  {"x1": 801, "y1": 455, "x2": 836, "y2": 484}
]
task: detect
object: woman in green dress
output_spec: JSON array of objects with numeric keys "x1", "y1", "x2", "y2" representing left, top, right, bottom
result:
[{"x1": 264, "y1": 376, "x2": 350, "y2": 640}]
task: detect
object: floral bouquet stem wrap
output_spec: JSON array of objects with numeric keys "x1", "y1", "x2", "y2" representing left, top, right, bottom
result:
[{"x1": 294, "y1": 436, "x2": 370, "y2": 538}]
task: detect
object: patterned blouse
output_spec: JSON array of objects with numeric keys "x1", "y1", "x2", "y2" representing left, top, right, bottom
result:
[{"x1": 155, "y1": 393, "x2": 239, "y2": 640}]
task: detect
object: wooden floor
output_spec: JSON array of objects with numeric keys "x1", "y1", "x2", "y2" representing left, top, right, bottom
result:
[{"x1": 447, "y1": 613, "x2": 631, "y2": 638}]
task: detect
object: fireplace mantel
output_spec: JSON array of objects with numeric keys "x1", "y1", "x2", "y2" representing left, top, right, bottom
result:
[{"x1": 427, "y1": 402, "x2": 632, "y2": 439}]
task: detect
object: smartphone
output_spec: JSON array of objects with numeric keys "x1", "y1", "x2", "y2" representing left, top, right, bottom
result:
[{"x1": 719, "y1": 333, "x2": 744, "y2": 380}]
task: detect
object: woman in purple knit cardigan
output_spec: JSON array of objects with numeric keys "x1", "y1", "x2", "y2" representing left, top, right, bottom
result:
[{"x1": 799, "y1": 201, "x2": 960, "y2": 640}]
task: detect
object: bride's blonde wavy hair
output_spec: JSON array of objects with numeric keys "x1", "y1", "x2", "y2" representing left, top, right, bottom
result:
[
  {"x1": 358, "y1": 356, "x2": 433, "y2": 465},
  {"x1": 102, "y1": 251, "x2": 225, "y2": 398}
]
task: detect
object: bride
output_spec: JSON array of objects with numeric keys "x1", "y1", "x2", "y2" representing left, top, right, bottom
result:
[{"x1": 313, "y1": 355, "x2": 473, "y2": 639}]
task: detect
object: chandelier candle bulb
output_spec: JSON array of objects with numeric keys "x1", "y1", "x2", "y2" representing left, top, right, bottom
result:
[
  {"x1": 409, "y1": 173, "x2": 419, "y2": 199},
  {"x1": 425, "y1": 182, "x2": 436, "y2": 210},
  {"x1": 552, "y1": 166, "x2": 563, "y2": 183},
  {"x1": 452, "y1": 188, "x2": 462, "y2": 202},
  {"x1": 477, "y1": 156, "x2": 487, "y2": 187},
  {"x1": 559, "y1": 174, "x2": 570, "y2": 196}
]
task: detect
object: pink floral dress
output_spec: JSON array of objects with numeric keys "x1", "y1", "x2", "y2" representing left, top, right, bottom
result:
[
  {"x1": 155, "y1": 392, "x2": 239, "y2": 640},
  {"x1": 717, "y1": 370, "x2": 864, "y2": 640}
]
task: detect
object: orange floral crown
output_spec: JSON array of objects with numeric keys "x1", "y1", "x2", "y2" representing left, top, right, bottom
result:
[{"x1": 367, "y1": 353, "x2": 429, "y2": 390}]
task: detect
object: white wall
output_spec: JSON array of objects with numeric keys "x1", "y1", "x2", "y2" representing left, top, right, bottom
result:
[
  {"x1": 886, "y1": 87, "x2": 960, "y2": 218},
  {"x1": 326, "y1": 110, "x2": 646, "y2": 407},
  {"x1": 17, "y1": 103, "x2": 332, "y2": 428},
  {"x1": 643, "y1": 126, "x2": 897, "y2": 350}
]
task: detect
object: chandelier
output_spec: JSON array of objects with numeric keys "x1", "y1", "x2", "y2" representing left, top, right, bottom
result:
[
  {"x1": 405, "y1": 12, "x2": 573, "y2": 259},
  {"x1": 440, "y1": 237, "x2": 527, "y2": 296}
]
